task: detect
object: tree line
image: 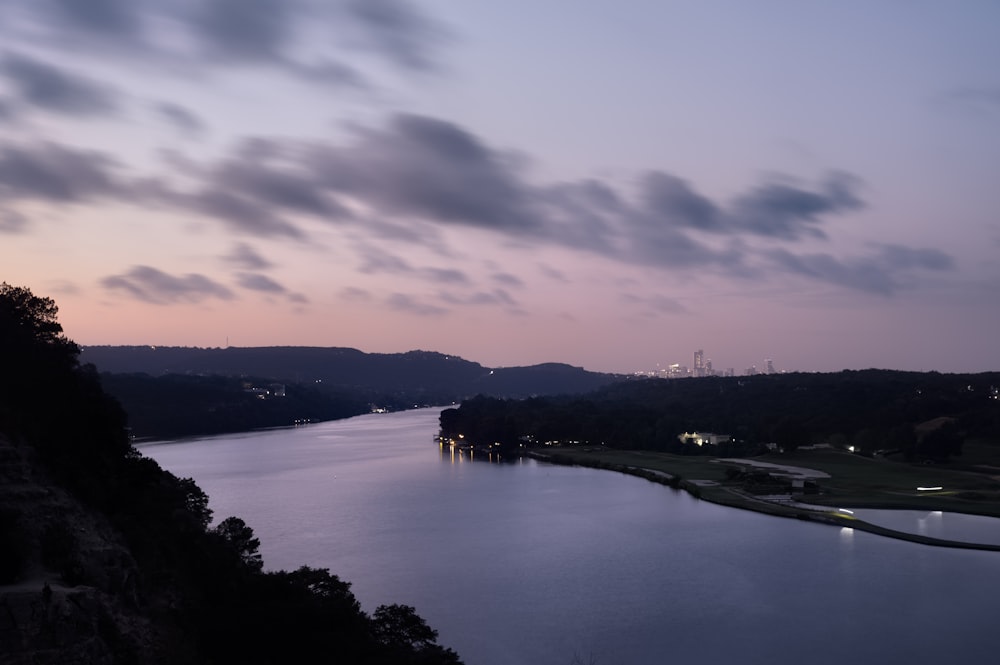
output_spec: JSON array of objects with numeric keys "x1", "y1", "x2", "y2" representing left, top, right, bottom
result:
[{"x1": 439, "y1": 370, "x2": 999, "y2": 461}]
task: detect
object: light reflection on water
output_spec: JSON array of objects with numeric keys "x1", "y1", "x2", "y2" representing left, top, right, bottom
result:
[{"x1": 144, "y1": 408, "x2": 999, "y2": 665}]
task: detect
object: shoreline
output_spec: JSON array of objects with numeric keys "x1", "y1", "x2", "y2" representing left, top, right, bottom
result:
[{"x1": 529, "y1": 450, "x2": 1000, "y2": 552}]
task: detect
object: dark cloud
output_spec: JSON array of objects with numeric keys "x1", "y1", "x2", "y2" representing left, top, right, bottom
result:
[
  {"x1": 46, "y1": 0, "x2": 140, "y2": 36},
  {"x1": 0, "y1": 141, "x2": 120, "y2": 202},
  {"x1": 2, "y1": 0, "x2": 443, "y2": 92},
  {"x1": 1, "y1": 52, "x2": 119, "y2": 115},
  {"x1": 877, "y1": 244, "x2": 955, "y2": 271},
  {"x1": 730, "y1": 172, "x2": 863, "y2": 240},
  {"x1": 637, "y1": 170, "x2": 864, "y2": 242},
  {"x1": 386, "y1": 292, "x2": 447, "y2": 316},
  {"x1": 236, "y1": 272, "x2": 286, "y2": 294},
  {"x1": 187, "y1": 189, "x2": 305, "y2": 238},
  {"x1": 765, "y1": 249, "x2": 896, "y2": 294},
  {"x1": 764, "y1": 243, "x2": 955, "y2": 295},
  {"x1": 624, "y1": 213, "x2": 746, "y2": 270},
  {"x1": 358, "y1": 247, "x2": 412, "y2": 274},
  {"x1": 155, "y1": 102, "x2": 206, "y2": 136},
  {"x1": 308, "y1": 114, "x2": 538, "y2": 232},
  {"x1": 535, "y1": 180, "x2": 620, "y2": 253},
  {"x1": 233, "y1": 272, "x2": 307, "y2": 303},
  {"x1": 102, "y1": 266, "x2": 235, "y2": 304},
  {"x1": 193, "y1": 0, "x2": 290, "y2": 61},
  {"x1": 209, "y1": 156, "x2": 351, "y2": 219},
  {"x1": 640, "y1": 172, "x2": 721, "y2": 232},
  {"x1": 345, "y1": 0, "x2": 446, "y2": 70},
  {"x1": 223, "y1": 243, "x2": 273, "y2": 270}
]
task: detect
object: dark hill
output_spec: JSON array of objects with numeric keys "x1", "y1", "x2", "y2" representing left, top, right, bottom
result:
[{"x1": 81, "y1": 345, "x2": 622, "y2": 398}]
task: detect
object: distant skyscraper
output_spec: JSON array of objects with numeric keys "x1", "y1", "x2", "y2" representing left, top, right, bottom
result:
[
  {"x1": 694, "y1": 349, "x2": 705, "y2": 378},
  {"x1": 766, "y1": 358, "x2": 775, "y2": 375}
]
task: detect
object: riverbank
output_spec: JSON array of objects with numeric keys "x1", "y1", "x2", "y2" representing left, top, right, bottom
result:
[{"x1": 529, "y1": 448, "x2": 1000, "y2": 552}]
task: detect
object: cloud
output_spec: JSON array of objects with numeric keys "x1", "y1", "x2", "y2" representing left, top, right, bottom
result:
[
  {"x1": 1, "y1": 52, "x2": 119, "y2": 116},
  {"x1": 356, "y1": 245, "x2": 468, "y2": 284},
  {"x1": 764, "y1": 243, "x2": 955, "y2": 295},
  {"x1": 420, "y1": 267, "x2": 468, "y2": 284},
  {"x1": 186, "y1": 189, "x2": 305, "y2": 238},
  {"x1": 233, "y1": 271, "x2": 309, "y2": 303},
  {"x1": 357, "y1": 247, "x2": 413, "y2": 274},
  {"x1": 386, "y1": 292, "x2": 447, "y2": 316},
  {"x1": 308, "y1": 114, "x2": 538, "y2": 232},
  {"x1": 0, "y1": 97, "x2": 16, "y2": 121},
  {"x1": 102, "y1": 265, "x2": 235, "y2": 304},
  {"x1": 236, "y1": 272, "x2": 287, "y2": 294},
  {"x1": 2, "y1": 0, "x2": 443, "y2": 90},
  {"x1": 207, "y1": 154, "x2": 352, "y2": 219},
  {"x1": 640, "y1": 172, "x2": 721, "y2": 232},
  {"x1": 0, "y1": 141, "x2": 121, "y2": 202},
  {"x1": 193, "y1": 0, "x2": 290, "y2": 61},
  {"x1": 223, "y1": 243, "x2": 274, "y2": 270},
  {"x1": 491, "y1": 272, "x2": 524, "y2": 288},
  {"x1": 539, "y1": 264, "x2": 569, "y2": 282},
  {"x1": 154, "y1": 102, "x2": 206, "y2": 136},
  {"x1": 344, "y1": 0, "x2": 448, "y2": 71},
  {"x1": 44, "y1": 0, "x2": 141, "y2": 37},
  {"x1": 535, "y1": 180, "x2": 620, "y2": 253},
  {"x1": 765, "y1": 249, "x2": 896, "y2": 294},
  {"x1": 439, "y1": 289, "x2": 517, "y2": 307},
  {"x1": 729, "y1": 172, "x2": 864, "y2": 240},
  {"x1": 877, "y1": 244, "x2": 955, "y2": 271},
  {"x1": 0, "y1": 209, "x2": 27, "y2": 233}
]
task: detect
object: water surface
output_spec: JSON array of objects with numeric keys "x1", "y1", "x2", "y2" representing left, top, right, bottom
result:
[{"x1": 144, "y1": 409, "x2": 999, "y2": 665}]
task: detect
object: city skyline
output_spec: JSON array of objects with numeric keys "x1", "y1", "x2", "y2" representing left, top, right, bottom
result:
[{"x1": 2, "y1": 2, "x2": 999, "y2": 375}]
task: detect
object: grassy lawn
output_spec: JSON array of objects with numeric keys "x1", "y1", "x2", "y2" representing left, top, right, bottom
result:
[{"x1": 536, "y1": 445, "x2": 1000, "y2": 518}]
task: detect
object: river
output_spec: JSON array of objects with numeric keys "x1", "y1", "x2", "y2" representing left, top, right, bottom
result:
[{"x1": 142, "y1": 408, "x2": 999, "y2": 665}]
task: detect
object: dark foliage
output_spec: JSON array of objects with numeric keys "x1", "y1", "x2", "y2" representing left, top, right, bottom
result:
[
  {"x1": 441, "y1": 371, "x2": 1000, "y2": 462},
  {"x1": 99, "y1": 372, "x2": 373, "y2": 438},
  {"x1": 0, "y1": 283, "x2": 463, "y2": 664}
]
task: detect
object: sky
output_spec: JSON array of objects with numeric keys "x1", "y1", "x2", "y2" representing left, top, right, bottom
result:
[{"x1": 1, "y1": 0, "x2": 998, "y2": 375}]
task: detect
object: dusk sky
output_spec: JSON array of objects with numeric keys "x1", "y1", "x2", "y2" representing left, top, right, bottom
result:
[{"x1": 2, "y1": 1, "x2": 998, "y2": 374}]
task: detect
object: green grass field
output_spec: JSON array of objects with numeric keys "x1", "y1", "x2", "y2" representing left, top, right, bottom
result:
[{"x1": 536, "y1": 444, "x2": 1000, "y2": 519}]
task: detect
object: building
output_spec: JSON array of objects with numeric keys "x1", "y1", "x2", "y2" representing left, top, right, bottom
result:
[
  {"x1": 678, "y1": 431, "x2": 732, "y2": 447},
  {"x1": 693, "y1": 349, "x2": 705, "y2": 378}
]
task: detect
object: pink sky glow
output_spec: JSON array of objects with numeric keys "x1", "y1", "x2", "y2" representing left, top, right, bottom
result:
[{"x1": 2, "y1": 1, "x2": 998, "y2": 374}]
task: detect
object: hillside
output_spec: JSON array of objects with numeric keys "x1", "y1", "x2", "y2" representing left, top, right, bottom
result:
[
  {"x1": 81, "y1": 346, "x2": 623, "y2": 439},
  {"x1": 81, "y1": 345, "x2": 621, "y2": 398},
  {"x1": 1, "y1": 283, "x2": 463, "y2": 663}
]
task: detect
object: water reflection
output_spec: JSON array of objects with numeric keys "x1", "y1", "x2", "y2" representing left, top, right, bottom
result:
[{"x1": 144, "y1": 409, "x2": 1000, "y2": 665}]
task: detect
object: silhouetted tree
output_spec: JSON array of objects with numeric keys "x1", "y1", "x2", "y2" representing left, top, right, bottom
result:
[{"x1": 215, "y1": 516, "x2": 264, "y2": 572}]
